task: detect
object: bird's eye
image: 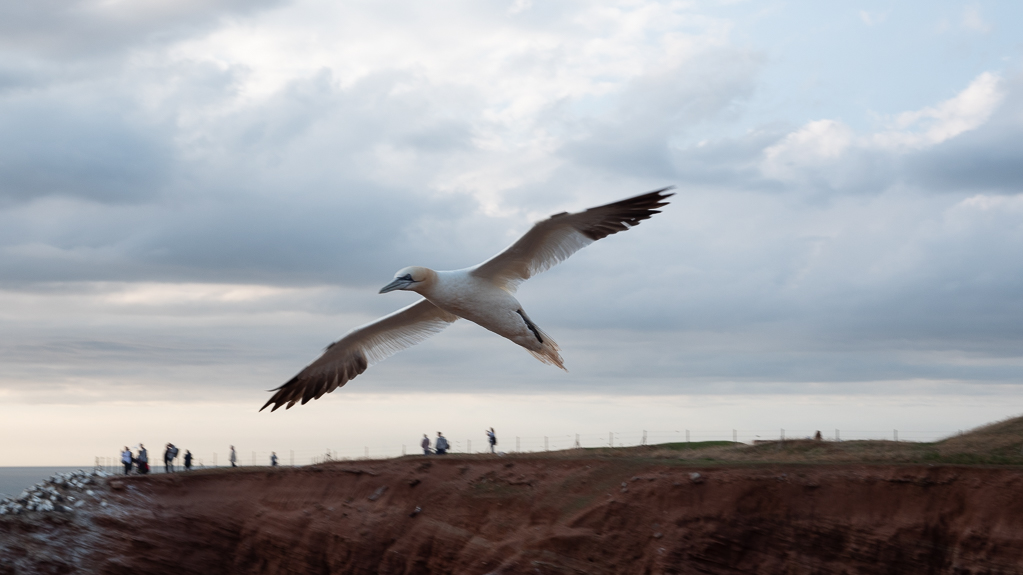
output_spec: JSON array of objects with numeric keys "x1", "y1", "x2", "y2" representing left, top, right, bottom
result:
[{"x1": 401, "y1": 274, "x2": 414, "y2": 281}]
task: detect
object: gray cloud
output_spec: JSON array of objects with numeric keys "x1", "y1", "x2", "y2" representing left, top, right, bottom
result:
[
  {"x1": 560, "y1": 49, "x2": 763, "y2": 179},
  {"x1": 0, "y1": 0, "x2": 286, "y2": 60},
  {"x1": 1, "y1": 1, "x2": 1023, "y2": 405}
]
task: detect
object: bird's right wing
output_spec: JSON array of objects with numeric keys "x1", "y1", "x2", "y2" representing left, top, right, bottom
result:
[
  {"x1": 262, "y1": 299, "x2": 459, "y2": 411},
  {"x1": 471, "y1": 188, "x2": 673, "y2": 291}
]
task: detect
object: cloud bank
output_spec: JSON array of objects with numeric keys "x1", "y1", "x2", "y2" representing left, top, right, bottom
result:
[{"x1": 2, "y1": 0, "x2": 1022, "y2": 408}]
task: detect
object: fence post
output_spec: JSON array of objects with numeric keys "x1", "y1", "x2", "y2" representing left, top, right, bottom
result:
[
  {"x1": 835, "y1": 429, "x2": 840, "y2": 442},
  {"x1": 642, "y1": 430, "x2": 647, "y2": 445},
  {"x1": 402, "y1": 445, "x2": 406, "y2": 456},
  {"x1": 575, "y1": 434, "x2": 580, "y2": 448},
  {"x1": 781, "y1": 428, "x2": 785, "y2": 442},
  {"x1": 544, "y1": 437, "x2": 549, "y2": 451},
  {"x1": 894, "y1": 429, "x2": 898, "y2": 442}
]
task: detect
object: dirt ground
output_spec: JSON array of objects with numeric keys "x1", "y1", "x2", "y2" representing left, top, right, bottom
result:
[{"x1": 3, "y1": 452, "x2": 1023, "y2": 574}]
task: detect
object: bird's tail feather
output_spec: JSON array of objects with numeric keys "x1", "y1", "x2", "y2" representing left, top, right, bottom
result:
[{"x1": 527, "y1": 329, "x2": 566, "y2": 370}]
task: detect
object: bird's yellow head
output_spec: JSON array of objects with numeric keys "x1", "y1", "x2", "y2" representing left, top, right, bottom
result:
[{"x1": 379, "y1": 266, "x2": 432, "y2": 293}]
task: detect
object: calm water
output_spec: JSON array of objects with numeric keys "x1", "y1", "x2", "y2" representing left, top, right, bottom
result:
[{"x1": 0, "y1": 467, "x2": 96, "y2": 498}]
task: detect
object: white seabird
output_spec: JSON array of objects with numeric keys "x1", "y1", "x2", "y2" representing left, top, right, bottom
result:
[{"x1": 262, "y1": 188, "x2": 673, "y2": 411}]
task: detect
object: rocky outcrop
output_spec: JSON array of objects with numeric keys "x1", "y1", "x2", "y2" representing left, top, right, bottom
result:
[{"x1": 2, "y1": 457, "x2": 1023, "y2": 574}]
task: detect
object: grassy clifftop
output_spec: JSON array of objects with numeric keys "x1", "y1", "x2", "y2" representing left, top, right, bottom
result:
[{"x1": 534, "y1": 414, "x2": 1023, "y2": 466}]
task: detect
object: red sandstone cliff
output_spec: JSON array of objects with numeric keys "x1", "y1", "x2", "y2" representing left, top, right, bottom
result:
[{"x1": 3, "y1": 455, "x2": 1023, "y2": 574}]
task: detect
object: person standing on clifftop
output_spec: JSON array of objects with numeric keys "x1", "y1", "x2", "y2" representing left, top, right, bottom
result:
[
  {"x1": 435, "y1": 432, "x2": 449, "y2": 455},
  {"x1": 164, "y1": 443, "x2": 179, "y2": 473},
  {"x1": 183, "y1": 450, "x2": 193, "y2": 471},
  {"x1": 421, "y1": 434, "x2": 431, "y2": 455},
  {"x1": 121, "y1": 447, "x2": 132, "y2": 475},
  {"x1": 271, "y1": 452, "x2": 278, "y2": 467},
  {"x1": 487, "y1": 428, "x2": 497, "y2": 454},
  {"x1": 138, "y1": 444, "x2": 149, "y2": 474},
  {"x1": 229, "y1": 445, "x2": 237, "y2": 467}
]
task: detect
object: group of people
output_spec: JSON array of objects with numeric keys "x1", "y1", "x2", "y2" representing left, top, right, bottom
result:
[
  {"x1": 120, "y1": 443, "x2": 193, "y2": 475},
  {"x1": 121, "y1": 432, "x2": 497, "y2": 470},
  {"x1": 420, "y1": 428, "x2": 498, "y2": 455}
]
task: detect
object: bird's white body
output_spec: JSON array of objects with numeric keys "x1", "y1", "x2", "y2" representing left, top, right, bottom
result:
[
  {"x1": 418, "y1": 268, "x2": 545, "y2": 354},
  {"x1": 263, "y1": 188, "x2": 672, "y2": 411}
]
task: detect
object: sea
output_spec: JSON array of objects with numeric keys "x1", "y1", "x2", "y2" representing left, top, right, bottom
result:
[{"x1": 0, "y1": 467, "x2": 110, "y2": 499}]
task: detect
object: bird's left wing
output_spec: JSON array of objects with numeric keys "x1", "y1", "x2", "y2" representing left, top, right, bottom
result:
[
  {"x1": 261, "y1": 298, "x2": 459, "y2": 411},
  {"x1": 471, "y1": 187, "x2": 673, "y2": 291}
]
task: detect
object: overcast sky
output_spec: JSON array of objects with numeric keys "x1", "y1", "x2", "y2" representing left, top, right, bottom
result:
[{"x1": 2, "y1": 0, "x2": 1022, "y2": 465}]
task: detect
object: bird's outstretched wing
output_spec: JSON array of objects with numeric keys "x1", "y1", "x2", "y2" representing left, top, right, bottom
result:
[
  {"x1": 262, "y1": 299, "x2": 458, "y2": 411},
  {"x1": 471, "y1": 187, "x2": 674, "y2": 291}
]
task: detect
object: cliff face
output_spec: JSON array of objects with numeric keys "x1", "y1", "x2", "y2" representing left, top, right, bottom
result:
[{"x1": 3, "y1": 456, "x2": 1023, "y2": 574}]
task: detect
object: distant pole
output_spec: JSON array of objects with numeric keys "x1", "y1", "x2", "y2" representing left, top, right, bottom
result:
[
  {"x1": 402, "y1": 445, "x2": 406, "y2": 456},
  {"x1": 642, "y1": 430, "x2": 647, "y2": 445},
  {"x1": 836, "y1": 429, "x2": 840, "y2": 442},
  {"x1": 575, "y1": 434, "x2": 580, "y2": 448},
  {"x1": 894, "y1": 429, "x2": 898, "y2": 442},
  {"x1": 544, "y1": 436, "x2": 549, "y2": 451},
  {"x1": 781, "y1": 429, "x2": 785, "y2": 442}
]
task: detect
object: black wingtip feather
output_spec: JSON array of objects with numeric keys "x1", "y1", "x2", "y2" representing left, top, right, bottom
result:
[
  {"x1": 261, "y1": 350, "x2": 370, "y2": 412},
  {"x1": 578, "y1": 187, "x2": 675, "y2": 241}
]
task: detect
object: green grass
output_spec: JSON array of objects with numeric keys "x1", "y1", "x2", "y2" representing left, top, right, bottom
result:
[{"x1": 650, "y1": 441, "x2": 737, "y2": 452}]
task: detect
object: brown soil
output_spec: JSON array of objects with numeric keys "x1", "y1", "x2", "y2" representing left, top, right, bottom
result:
[{"x1": 4, "y1": 453, "x2": 1023, "y2": 574}]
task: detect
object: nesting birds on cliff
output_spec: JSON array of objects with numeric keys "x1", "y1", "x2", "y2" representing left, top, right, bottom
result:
[{"x1": 262, "y1": 188, "x2": 674, "y2": 411}]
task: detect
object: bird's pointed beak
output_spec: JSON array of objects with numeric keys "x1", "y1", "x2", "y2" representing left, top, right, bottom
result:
[{"x1": 379, "y1": 278, "x2": 413, "y2": 294}]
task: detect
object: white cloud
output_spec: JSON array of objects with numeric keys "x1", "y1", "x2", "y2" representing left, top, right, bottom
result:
[
  {"x1": 877, "y1": 71, "x2": 1003, "y2": 148},
  {"x1": 859, "y1": 10, "x2": 887, "y2": 26},
  {"x1": 961, "y1": 4, "x2": 991, "y2": 33},
  {"x1": 760, "y1": 72, "x2": 1005, "y2": 188}
]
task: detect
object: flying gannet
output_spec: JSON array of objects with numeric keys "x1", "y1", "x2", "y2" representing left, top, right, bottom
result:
[{"x1": 261, "y1": 188, "x2": 673, "y2": 411}]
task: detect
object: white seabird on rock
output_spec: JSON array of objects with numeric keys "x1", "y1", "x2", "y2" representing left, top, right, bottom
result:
[{"x1": 262, "y1": 188, "x2": 674, "y2": 411}]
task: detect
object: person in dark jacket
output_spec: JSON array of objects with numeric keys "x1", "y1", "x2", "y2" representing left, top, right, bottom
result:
[
  {"x1": 435, "y1": 432, "x2": 449, "y2": 455},
  {"x1": 137, "y1": 444, "x2": 149, "y2": 474},
  {"x1": 164, "y1": 443, "x2": 179, "y2": 473},
  {"x1": 121, "y1": 447, "x2": 132, "y2": 475},
  {"x1": 183, "y1": 450, "x2": 193, "y2": 470},
  {"x1": 487, "y1": 428, "x2": 497, "y2": 453}
]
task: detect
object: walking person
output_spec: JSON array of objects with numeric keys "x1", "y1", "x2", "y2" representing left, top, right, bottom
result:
[
  {"x1": 121, "y1": 446, "x2": 132, "y2": 475},
  {"x1": 183, "y1": 450, "x2": 193, "y2": 471},
  {"x1": 486, "y1": 428, "x2": 497, "y2": 454},
  {"x1": 164, "y1": 443, "x2": 179, "y2": 473},
  {"x1": 421, "y1": 434, "x2": 431, "y2": 455},
  {"x1": 137, "y1": 444, "x2": 149, "y2": 474},
  {"x1": 229, "y1": 445, "x2": 237, "y2": 467},
  {"x1": 435, "y1": 432, "x2": 449, "y2": 455},
  {"x1": 270, "y1": 452, "x2": 278, "y2": 467}
]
